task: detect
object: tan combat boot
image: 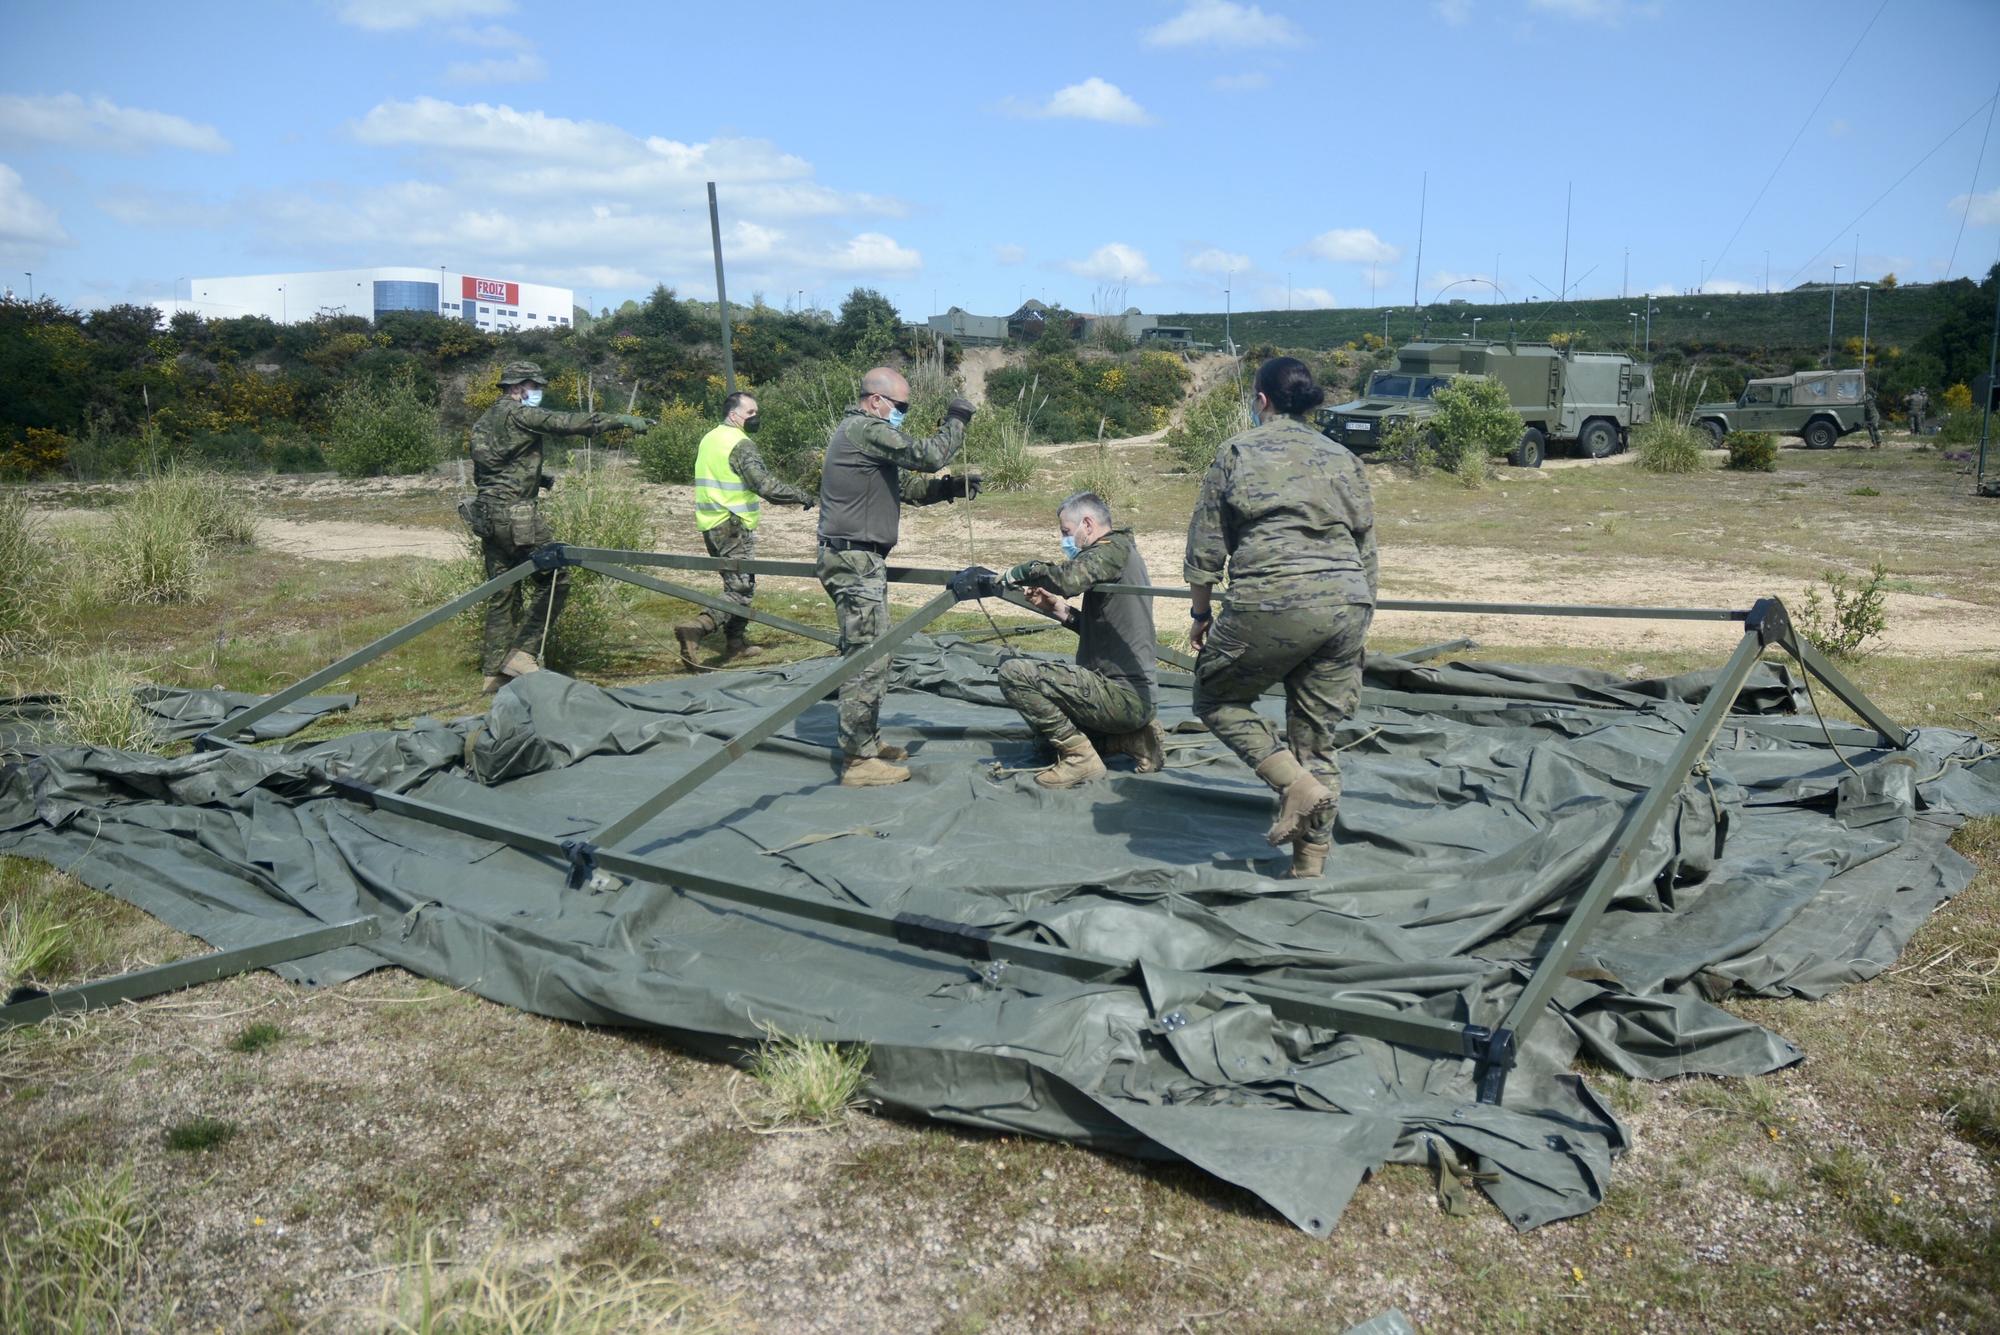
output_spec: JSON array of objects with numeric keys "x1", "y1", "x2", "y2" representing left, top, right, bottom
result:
[
  {"x1": 1254, "y1": 750, "x2": 1334, "y2": 846},
  {"x1": 721, "y1": 631, "x2": 762, "y2": 662},
  {"x1": 1288, "y1": 838, "x2": 1331, "y2": 879},
  {"x1": 481, "y1": 675, "x2": 506, "y2": 695},
  {"x1": 1037, "y1": 733, "x2": 1107, "y2": 789},
  {"x1": 1104, "y1": 720, "x2": 1167, "y2": 773},
  {"x1": 500, "y1": 649, "x2": 541, "y2": 678},
  {"x1": 841, "y1": 755, "x2": 911, "y2": 787},
  {"x1": 673, "y1": 619, "x2": 707, "y2": 664}
]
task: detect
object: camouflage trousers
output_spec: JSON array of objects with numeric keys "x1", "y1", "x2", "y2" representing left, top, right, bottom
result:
[
  {"x1": 816, "y1": 545, "x2": 891, "y2": 758},
  {"x1": 996, "y1": 658, "x2": 1149, "y2": 744},
  {"x1": 480, "y1": 535, "x2": 569, "y2": 675},
  {"x1": 689, "y1": 517, "x2": 756, "y2": 637},
  {"x1": 1192, "y1": 602, "x2": 1371, "y2": 843}
]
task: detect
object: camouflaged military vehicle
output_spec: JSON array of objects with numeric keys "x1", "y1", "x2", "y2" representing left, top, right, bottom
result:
[
  {"x1": 1316, "y1": 339, "x2": 1654, "y2": 467},
  {"x1": 1691, "y1": 370, "x2": 1870, "y2": 449}
]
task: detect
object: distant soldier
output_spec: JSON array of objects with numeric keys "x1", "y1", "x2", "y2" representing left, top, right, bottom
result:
[
  {"x1": 818, "y1": 367, "x2": 979, "y2": 787},
  {"x1": 674, "y1": 390, "x2": 815, "y2": 665},
  {"x1": 1184, "y1": 357, "x2": 1376, "y2": 880},
  {"x1": 1863, "y1": 390, "x2": 1883, "y2": 447},
  {"x1": 981, "y1": 492, "x2": 1165, "y2": 786},
  {"x1": 468, "y1": 361, "x2": 649, "y2": 693},
  {"x1": 1909, "y1": 386, "x2": 1930, "y2": 434}
]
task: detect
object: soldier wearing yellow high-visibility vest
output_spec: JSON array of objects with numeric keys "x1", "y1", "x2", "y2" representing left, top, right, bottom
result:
[{"x1": 675, "y1": 390, "x2": 815, "y2": 664}]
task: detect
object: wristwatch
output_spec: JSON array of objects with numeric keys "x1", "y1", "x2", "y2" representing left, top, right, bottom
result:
[{"x1": 1189, "y1": 607, "x2": 1212, "y2": 623}]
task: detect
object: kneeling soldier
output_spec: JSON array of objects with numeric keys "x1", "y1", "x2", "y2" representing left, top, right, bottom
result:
[{"x1": 994, "y1": 491, "x2": 1165, "y2": 787}]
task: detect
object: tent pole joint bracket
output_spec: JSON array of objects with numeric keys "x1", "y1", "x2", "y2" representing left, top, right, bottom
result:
[
  {"x1": 1468, "y1": 1025, "x2": 1517, "y2": 1104},
  {"x1": 532, "y1": 542, "x2": 573, "y2": 572},
  {"x1": 562, "y1": 838, "x2": 602, "y2": 890}
]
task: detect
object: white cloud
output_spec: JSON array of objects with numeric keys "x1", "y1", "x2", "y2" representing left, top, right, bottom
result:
[
  {"x1": 1210, "y1": 72, "x2": 1271, "y2": 92},
  {"x1": 445, "y1": 51, "x2": 547, "y2": 83},
  {"x1": 95, "y1": 187, "x2": 229, "y2": 230},
  {"x1": 1064, "y1": 243, "x2": 1159, "y2": 285},
  {"x1": 1434, "y1": 0, "x2": 1473, "y2": 24},
  {"x1": 993, "y1": 243, "x2": 1027, "y2": 265},
  {"x1": 1828, "y1": 118, "x2": 1851, "y2": 137},
  {"x1": 1258, "y1": 283, "x2": 1336, "y2": 308},
  {"x1": 0, "y1": 164, "x2": 70, "y2": 259},
  {"x1": 1304, "y1": 227, "x2": 1400, "y2": 264},
  {"x1": 1950, "y1": 187, "x2": 2000, "y2": 227},
  {"x1": 1527, "y1": 0, "x2": 1658, "y2": 21},
  {"x1": 1143, "y1": 1, "x2": 1301, "y2": 48},
  {"x1": 0, "y1": 93, "x2": 229, "y2": 154},
  {"x1": 826, "y1": 232, "x2": 922, "y2": 274},
  {"x1": 1021, "y1": 78, "x2": 1153, "y2": 126},
  {"x1": 1187, "y1": 247, "x2": 1250, "y2": 275},
  {"x1": 333, "y1": 0, "x2": 513, "y2": 30}
]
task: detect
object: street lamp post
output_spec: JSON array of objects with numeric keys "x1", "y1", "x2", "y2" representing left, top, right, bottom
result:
[
  {"x1": 1628, "y1": 312, "x2": 1640, "y2": 347},
  {"x1": 1382, "y1": 309, "x2": 1391, "y2": 346},
  {"x1": 1224, "y1": 270, "x2": 1233, "y2": 353},
  {"x1": 279, "y1": 285, "x2": 286, "y2": 323},
  {"x1": 1471, "y1": 316, "x2": 1482, "y2": 340},
  {"x1": 1827, "y1": 263, "x2": 1844, "y2": 363},
  {"x1": 23, "y1": 272, "x2": 32, "y2": 302},
  {"x1": 1644, "y1": 296, "x2": 1656, "y2": 356}
]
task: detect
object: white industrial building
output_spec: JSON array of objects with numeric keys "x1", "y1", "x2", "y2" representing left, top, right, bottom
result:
[{"x1": 154, "y1": 267, "x2": 575, "y2": 331}]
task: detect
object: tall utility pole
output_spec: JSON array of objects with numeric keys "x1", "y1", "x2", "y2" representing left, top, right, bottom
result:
[
  {"x1": 1369, "y1": 262, "x2": 1377, "y2": 307},
  {"x1": 1412, "y1": 171, "x2": 1426, "y2": 309},
  {"x1": 1622, "y1": 247, "x2": 1628, "y2": 301},
  {"x1": 1493, "y1": 251, "x2": 1500, "y2": 303},
  {"x1": 1827, "y1": 262, "x2": 1845, "y2": 364},
  {"x1": 23, "y1": 272, "x2": 31, "y2": 302},
  {"x1": 1224, "y1": 271, "x2": 1233, "y2": 353},
  {"x1": 707, "y1": 181, "x2": 736, "y2": 393},
  {"x1": 1977, "y1": 257, "x2": 2000, "y2": 493},
  {"x1": 1559, "y1": 181, "x2": 1571, "y2": 303},
  {"x1": 1765, "y1": 250, "x2": 1771, "y2": 295},
  {"x1": 1644, "y1": 296, "x2": 1655, "y2": 355},
  {"x1": 1859, "y1": 284, "x2": 1872, "y2": 369}
]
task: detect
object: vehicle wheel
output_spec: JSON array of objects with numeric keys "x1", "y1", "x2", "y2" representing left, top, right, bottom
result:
[
  {"x1": 1577, "y1": 419, "x2": 1617, "y2": 458},
  {"x1": 1803, "y1": 418, "x2": 1837, "y2": 450},
  {"x1": 1508, "y1": 427, "x2": 1546, "y2": 469},
  {"x1": 1699, "y1": 418, "x2": 1726, "y2": 448}
]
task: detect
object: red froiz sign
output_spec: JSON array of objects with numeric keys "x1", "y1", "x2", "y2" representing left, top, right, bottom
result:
[{"x1": 461, "y1": 275, "x2": 520, "y2": 306}]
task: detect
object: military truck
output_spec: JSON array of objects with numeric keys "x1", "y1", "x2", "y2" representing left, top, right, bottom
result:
[
  {"x1": 1316, "y1": 339, "x2": 1653, "y2": 467},
  {"x1": 1138, "y1": 326, "x2": 1196, "y2": 350},
  {"x1": 1691, "y1": 370, "x2": 1870, "y2": 449}
]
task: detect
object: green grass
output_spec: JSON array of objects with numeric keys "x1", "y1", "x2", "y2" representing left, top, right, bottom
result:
[
  {"x1": 0, "y1": 1164, "x2": 155, "y2": 1333},
  {"x1": 162, "y1": 1116, "x2": 239, "y2": 1152},
  {"x1": 227, "y1": 1021, "x2": 285, "y2": 1054},
  {"x1": 742, "y1": 1028, "x2": 871, "y2": 1128}
]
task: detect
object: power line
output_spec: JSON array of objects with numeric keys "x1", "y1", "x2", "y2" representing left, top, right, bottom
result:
[
  {"x1": 1704, "y1": 0, "x2": 1885, "y2": 290},
  {"x1": 1786, "y1": 91, "x2": 2000, "y2": 288},
  {"x1": 1945, "y1": 72, "x2": 2000, "y2": 280}
]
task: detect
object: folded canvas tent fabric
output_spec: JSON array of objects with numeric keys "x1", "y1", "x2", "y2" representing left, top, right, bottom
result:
[{"x1": 3, "y1": 639, "x2": 1995, "y2": 1236}]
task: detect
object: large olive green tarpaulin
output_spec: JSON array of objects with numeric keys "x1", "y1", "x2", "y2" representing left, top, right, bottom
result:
[{"x1": 3, "y1": 640, "x2": 1996, "y2": 1236}]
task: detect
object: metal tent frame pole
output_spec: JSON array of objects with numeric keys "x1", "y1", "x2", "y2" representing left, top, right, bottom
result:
[{"x1": 189, "y1": 550, "x2": 1912, "y2": 1102}]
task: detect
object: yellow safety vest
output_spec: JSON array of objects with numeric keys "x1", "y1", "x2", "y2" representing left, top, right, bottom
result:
[{"x1": 694, "y1": 424, "x2": 759, "y2": 532}]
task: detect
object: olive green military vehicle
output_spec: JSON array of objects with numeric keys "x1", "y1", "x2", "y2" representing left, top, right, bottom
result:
[
  {"x1": 1316, "y1": 339, "x2": 1654, "y2": 467},
  {"x1": 1691, "y1": 370, "x2": 1870, "y2": 450}
]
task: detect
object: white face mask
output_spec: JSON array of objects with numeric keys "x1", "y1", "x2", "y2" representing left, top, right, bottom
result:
[{"x1": 522, "y1": 387, "x2": 544, "y2": 407}]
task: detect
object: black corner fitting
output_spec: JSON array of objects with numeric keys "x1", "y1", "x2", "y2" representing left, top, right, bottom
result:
[
  {"x1": 531, "y1": 543, "x2": 571, "y2": 572},
  {"x1": 561, "y1": 839, "x2": 600, "y2": 890},
  {"x1": 1744, "y1": 596, "x2": 1794, "y2": 649}
]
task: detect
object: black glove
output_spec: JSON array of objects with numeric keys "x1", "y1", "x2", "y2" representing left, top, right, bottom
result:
[
  {"x1": 940, "y1": 472, "x2": 983, "y2": 502},
  {"x1": 945, "y1": 396, "x2": 976, "y2": 425},
  {"x1": 947, "y1": 565, "x2": 1002, "y2": 601},
  {"x1": 538, "y1": 472, "x2": 556, "y2": 492}
]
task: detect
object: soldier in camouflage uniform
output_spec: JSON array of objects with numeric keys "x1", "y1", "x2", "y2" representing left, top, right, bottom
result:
[
  {"x1": 468, "y1": 361, "x2": 650, "y2": 692},
  {"x1": 674, "y1": 390, "x2": 815, "y2": 664},
  {"x1": 1184, "y1": 357, "x2": 1376, "y2": 879},
  {"x1": 993, "y1": 491, "x2": 1165, "y2": 787},
  {"x1": 818, "y1": 366, "x2": 980, "y2": 787}
]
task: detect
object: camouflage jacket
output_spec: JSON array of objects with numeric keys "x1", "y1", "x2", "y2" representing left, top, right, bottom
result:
[
  {"x1": 729, "y1": 439, "x2": 813, "y2": 506},
  {"x1": 1011, "y1": 527, "x2": 1157, "y2": 702},
  {"x1": 471, "y1": 398, "x2": 625, "y2": 507},
  {"x1": 1183, "y1": 416, "x2": 1377, "y2": 610}
]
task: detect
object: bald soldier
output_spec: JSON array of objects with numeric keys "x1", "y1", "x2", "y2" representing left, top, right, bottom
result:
[{"x1": 818, "y1": 367, "x2": 980, "y2": 786}]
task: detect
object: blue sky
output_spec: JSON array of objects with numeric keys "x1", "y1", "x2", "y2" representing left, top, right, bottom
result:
[{"x1": 5, "y1": 0, "x2": 1999, "y2": 319}]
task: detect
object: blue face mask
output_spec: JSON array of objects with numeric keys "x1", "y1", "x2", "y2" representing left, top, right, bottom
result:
[
  {"x1": 1060, "y1": 534, "x2": 1080, "y2": 560},
  {"x1": 887, "y1": 406, "x2": 906, "y2": 429},
  {"x1": 522, "y1": 387, "x2": 544, "y2": 407},
  {"x1": 1249, "y1": 401, "x2": 1261, "y2": 426}
]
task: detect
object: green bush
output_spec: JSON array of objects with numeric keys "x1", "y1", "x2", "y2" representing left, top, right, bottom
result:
[
  {"x1": 1798, "y1": 560, "x2": 1890, "y2": 658},
  {"x1": 751, "y1": 358, "x2": 857, "y2": 493},
  {"x1": 1635, "y1": 420, "x2": 1706, "y2": 475},
  {"x1": 1428, "y1": 376, "x2": 1523, "y2": 486},
  {"x1": 1164, "y1": 378, "x2": 1250, "y2": 473},
  {"x1": 324, "y1": 370, "x2": 446, "y2": 478},
  {"x1": 630, "y1": 401, "x2": 708, "y2": 484},
  {"x1": 0, "y1": 493, "x2": 49, "y2": 659},
  {"x1": 1382, "y1": 418, "x2": 1436, "y2": 476},
  {"x1": 1725, "y1": 430, "x2": 1779, "y2": 472},
  {"x1": 960, "y1": 399, "x2": 1037, "y2": 492},
  {"x1": 539, "y1": 455, "x2": 661, "y2": 671}
]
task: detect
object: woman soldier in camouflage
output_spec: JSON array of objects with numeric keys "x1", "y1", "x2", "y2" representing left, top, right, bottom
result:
[{"x1": 1183, "y1": 356, "x2": 1377, "y2": 879}]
